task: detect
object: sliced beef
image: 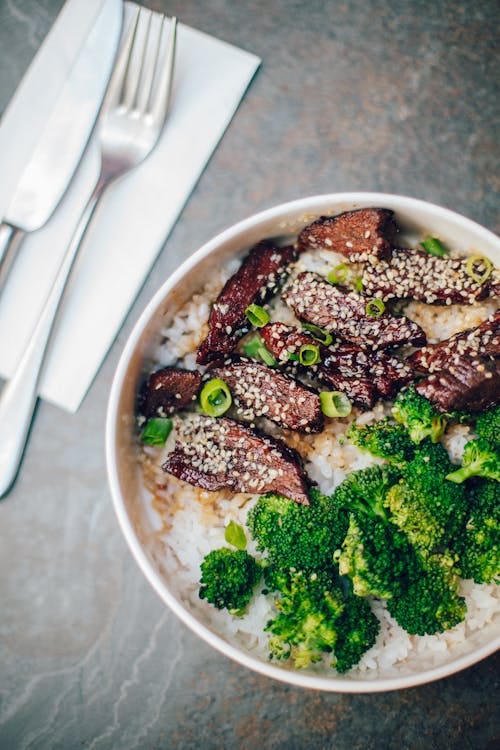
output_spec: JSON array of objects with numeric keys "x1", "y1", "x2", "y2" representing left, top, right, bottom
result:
[
  {"x1": 410, "y1": 311, "x2": 500, "y2": 373},
  {"x1": 163, "y1": 415, "x2": 311, "y2": 505},
  {"x1": 260, "y1": 322, "x2": 319, "y2": 363},
  {"x1": 260, "y1": 322, "x2": 413, "y2": 408},
  {"x1": 316, "y1": 369, "x2": 377, "y2": 410},
  {"x1": 322, "y1": 347, "x2": 413, "y2": 399},
  {"x1": 415, "y1": 357, "x2": 500, "y2": 413},
  {"x1": 196, "y1": 241, "x2": 297, "y2": 364},
  {"x1": 298, "y1": 207, "x2": 396, "y2": 262},
  {"x1": 362, "y1": 247, "x2": 492, "y2": 305},
  {"x1": 488, "y1": 270, "x2": 500, "y2": 298},
  {"x1": 140, "y1": 366, "x2": 201, "y2": 417},
  {"x1": 282, "y1": 272, "x2": 426, "y2": 350},
  {"x1": 208, "y1": 356, "x2": 323, "y2": 433},
  {"x1": 260, "y1": 322, "x2": 375, "y2": 407}
]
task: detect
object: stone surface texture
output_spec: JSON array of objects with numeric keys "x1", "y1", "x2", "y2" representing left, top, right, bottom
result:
[{"x1": 0, "y1": 0, "x2": 499, "y2": 748}]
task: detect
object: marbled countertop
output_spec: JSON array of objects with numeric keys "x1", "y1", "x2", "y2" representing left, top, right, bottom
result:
[{"x1": 0, "y1": 1, "x2": 498, "y2": 748}]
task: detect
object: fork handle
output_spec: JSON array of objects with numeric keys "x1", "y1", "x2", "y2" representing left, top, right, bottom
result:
[{"x1": 0, "y1": 179, "x2": 105, "y2": 498}]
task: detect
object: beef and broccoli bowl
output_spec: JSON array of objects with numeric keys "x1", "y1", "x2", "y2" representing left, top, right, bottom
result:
[{"x1": 106, "y1": 193, "x2": 500, "y2": 692}]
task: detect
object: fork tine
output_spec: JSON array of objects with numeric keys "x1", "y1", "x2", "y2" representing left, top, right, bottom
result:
[
  {"x1": 103, "y1": 7, "x2": 141, "y2": 111},
  {"x1": 135, "y1": 12, "x2": 163, "y2": 115},
  {"x1": 150, "y1": 16, "x2": 177, "y2": 125},
  {"x1": 122, "y1": 9, "x2": 152, "y2": 110}
]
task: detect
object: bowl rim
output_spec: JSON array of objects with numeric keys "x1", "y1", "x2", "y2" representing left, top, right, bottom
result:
[{"x1": 106, "y1": 191, "x2": 500, "y2": 693}]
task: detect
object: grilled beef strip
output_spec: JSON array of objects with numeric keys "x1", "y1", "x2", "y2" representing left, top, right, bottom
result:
[
  {"x1": 362, "y1": 247, "x2": 492, "y2": 305},
  {"x1": 415, "y1": 357, "x2": 500, "y2": 413},
  {"x1": 259, "y1": 322, "x2": 376, "y2": 408},
  {"x1": 323, "y1": 347, "x2": 413, "y2": 399},
  {"x1": 163, "y1": 415, "x2": 312, "y2": 505},
  {"x1": 196, "y1": 241, "x2": 297, "y2": 364},
  {"x1": 282, "y1": 272, "x2": 426, "y2": 350},
  {"x1": 298, "y1": 207, "x2": 397, "y2": 262},
  {"x1": 207, "y1": 355, "x2": 323, "y2": 433},
  {"x1": 316, "y1": 369, "x2": 377, "y2": 410},
  {"x1": 488, "y1": 271, "x2": 500, "y2": 298},
  {"x1": 410, "y1": 311, "x2": 500, "y2": 374},
  {"x1": 259, "y1": 322, "x2": 318, "y2": 364},
  {"x1": 260, "y1": 322, "x2": 412, "y2": 407},
  {"x1": 140, "y1": 366, "x2": 202, "y2": 417}
]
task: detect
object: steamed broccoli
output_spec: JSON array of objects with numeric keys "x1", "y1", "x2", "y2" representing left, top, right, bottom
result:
[
  {"x1": 454, "y1": 479, "x2": 500, "y2": 584},
  {"x1": 265, "y1": 569, "x2": 379, "y2": 671},
  {"x1": 248, "y1": 488, "x2": 380, "y2": 671},
  {"x1": 247, "y1": 488, "x2": 349, "y2": 573},
  {"x1": 331, "y1": 465, "x2": 420, "y2": 598},
  {"x1": 347, "y1": 418, "x2": 416, "y2": 465},
  {"x1": 331, "y1": 464, "x2": 402, "y2": 521},
  {"x1": 446, "y1": 438, "x2": 500, "y2": 484},
  {"x1": 475, "y1": 405, "x2": 500, "y2": 449},
  {"x1": 384, "y1": 442, "x2": 468, "y2": 553},
  {"x1": 387, "y1": 552, "x2": 466, "y2": 635},
  {"x1": 333, "y1": 592, "x2": 380, "y2": 673},
  {"x1": 392, "y1": 385, "x2": 447, "y2": 444},
  {"x1": 199, "y1": 547, "x2": 262, "y2": 614},
  {"x1": 336, "y1": 513, "x2": 420, "y2": 599},
  {"x1": 265, "y1": 570, "x2": 344, "y2": 668}
]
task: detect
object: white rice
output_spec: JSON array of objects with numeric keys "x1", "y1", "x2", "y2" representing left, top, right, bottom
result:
[{"x1": 138, "y1": 245, "x2": 500, "y2": 678}]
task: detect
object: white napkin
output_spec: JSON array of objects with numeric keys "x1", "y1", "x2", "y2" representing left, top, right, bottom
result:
[{"x1": 0, "y1": 0, "x2": 260, "y2": 413}]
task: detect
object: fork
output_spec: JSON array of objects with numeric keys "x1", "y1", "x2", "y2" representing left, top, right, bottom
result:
[{"x1": 0, "y1": 8, "x2": 177, "y2": 497}]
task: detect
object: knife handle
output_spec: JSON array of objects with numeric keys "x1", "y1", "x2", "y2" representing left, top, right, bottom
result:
[
  {"x1": 0, "y1": 223, "x2": 25, "y2": 291},
  {"x1": 0, "y1": 223, "x2": 14, "y2": 264},
  {"x1": 0, "y1": 182, "x2": 103, "y2": 498}
]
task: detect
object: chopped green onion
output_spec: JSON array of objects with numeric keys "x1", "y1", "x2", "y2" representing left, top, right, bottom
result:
[
  {"x1": 200, "y1": 378, "x2": 232, "y2": 417},
  {"x1": 140, "y1": 417, "x2": 173, "y2": 446},
  {"x1": 287, "y1": 352, "x2": 299, "y2": 361},
  {"x1": 353, "y1": 276, "x2": 364, "y2": 293},
  {"x1": 225, "y1": 520, "x2": 247, "y2": 550},
  {"x1": 327, "y1": 263, "x2": 349, "y2": 285},
  {"x1": 301, "y1": 323, "x2": 333, "y2": 346},
  {"x1": 421, "y1": 237, "x2": 448, "y2": 257},
  {"x1": 319, "y1": 391, "x2": 352, "y2": 418},
  {"x1": 365, "y1": 298, "x2": 386, "y2": 317},
  {"x1": 245, "y1": 303, "x2": 270, "y2": 328},
  {"x1": 299, "y1": 344, "x2": 321, "y2": 366},
  {"x1": 243, "y1": 336, "x2": 277, "y2": 367},
  {"x1": 243, "y1": 337, "x2": 261, "y2": 358},
  {"x1": 465, "y1": 255, "x2": 493, "y2": 285},
  {"x1": 258, "y1": 346, "x2": 277, "y2": 367}
]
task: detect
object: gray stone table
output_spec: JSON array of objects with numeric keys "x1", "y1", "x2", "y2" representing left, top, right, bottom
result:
[{"x1": 0, "y1": 1, "x2": 498, "y2": 748}]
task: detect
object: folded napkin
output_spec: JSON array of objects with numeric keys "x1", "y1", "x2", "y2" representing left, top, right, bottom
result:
[{"x1": 0, "y1": 0, "x2": 260, "y2": 412}]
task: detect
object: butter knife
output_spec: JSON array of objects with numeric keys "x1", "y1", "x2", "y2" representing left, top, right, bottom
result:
[{"x1": 0, "y1": 0, "x2": 123, "y2": 288}]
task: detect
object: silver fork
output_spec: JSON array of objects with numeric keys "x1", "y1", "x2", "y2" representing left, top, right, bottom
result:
[{"x1": 0, "y1": 8, "x2": 177, "y2": 497}]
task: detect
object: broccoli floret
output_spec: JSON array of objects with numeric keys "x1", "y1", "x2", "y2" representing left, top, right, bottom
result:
[
  {"x1": 331, "y1": 464, "x2": 402, "y2": 520},
  {"x1": 475, "y1": 405, "x2": 500, "y2": 449},
  {"x1": 336, "y1": 513, "x2": 420, "y2": 599},
  {"x1": 247, "y1": 488, "x2": 349, "y2": 573},
  {"x1": 387, "y1": 552, "x2": 466, "y2": 635},
  {"x1": 347, "y1": 418, "x2": 416, "y2": 465},
  {"x1": 265, "y1": 569, "x2": 379, "y2": 671},
  {"x1": 199, "y1": 547, "x2": 262, "y2": 614},
  {"x1": 265, "y1": 570, "x2": 344, "y2": 668},
  {"x1": 333, "y1": 592, "x2": 380, "y2": 674},
  {"x1": 446, "y1": 438, "x2": 500, "y2": 484},
  {"x1": 392, "y1": 385, "x2": 447, "y2": 444},
  {"x1": 385, "y1": 442, "x2": 468, "y2": 553},
  {"x1": 454, "y1": 479, "x2": 500, "y2": 584}
]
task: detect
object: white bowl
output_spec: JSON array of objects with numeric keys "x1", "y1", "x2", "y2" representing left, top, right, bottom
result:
[{"x1": 106, "y1": 192, "x2": 500, "y2": 692}]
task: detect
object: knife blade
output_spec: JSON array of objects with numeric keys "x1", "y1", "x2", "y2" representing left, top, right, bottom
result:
[{"x1": 0, "y1": 0, "x2": 123, "y2": 283}]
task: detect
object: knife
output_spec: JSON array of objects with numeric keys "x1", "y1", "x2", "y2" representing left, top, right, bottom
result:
[{"x1": 0, "y1": 0, "x2": 123, "y2": 287}]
